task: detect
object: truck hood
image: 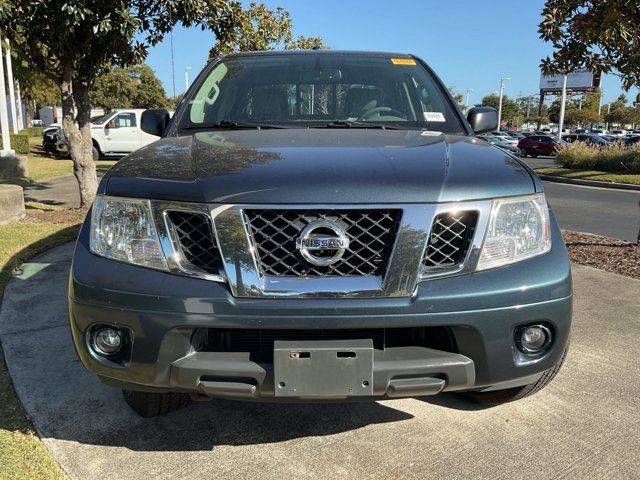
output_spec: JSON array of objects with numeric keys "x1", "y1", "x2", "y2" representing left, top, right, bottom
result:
[{"x1": 105, "y1": 129, "x2": 536, "y2": 204}]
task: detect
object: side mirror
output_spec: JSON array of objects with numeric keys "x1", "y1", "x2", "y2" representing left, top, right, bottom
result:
[
  {"x1": 467, "y1": 107, "x2": 499, "y2": 134},
  {"x1": 141, "y1": 109, "x2": 171, "y2": 137}
]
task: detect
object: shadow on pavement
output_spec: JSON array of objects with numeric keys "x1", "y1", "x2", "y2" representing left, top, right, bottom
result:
[{"x1": 1, "y1": 244, "x2": 491, "y2": 454}]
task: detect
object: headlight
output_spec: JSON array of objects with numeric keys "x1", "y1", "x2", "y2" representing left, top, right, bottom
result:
[
  {"x1": 477, "y1": 193, "x2": 551, "y2": 271},
  {"x1": 90, "y1": 195, "x2": 167, "y2": 270}
]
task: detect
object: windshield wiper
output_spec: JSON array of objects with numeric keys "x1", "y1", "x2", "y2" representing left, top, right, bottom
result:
[
  {"x1": 316, "y1": 120, "x2": 403, "y2": 130},
  {"x1": 183, "y1": 120, "x2": 286, "y2": 130}
]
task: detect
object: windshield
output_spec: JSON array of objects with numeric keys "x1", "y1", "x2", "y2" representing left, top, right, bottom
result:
[
  {"x1": 91, "y1": 113, "x2": 113, "y2": 125},
  {"x1": 178, "y1": 54, "x2": 464, "y2": 133}
]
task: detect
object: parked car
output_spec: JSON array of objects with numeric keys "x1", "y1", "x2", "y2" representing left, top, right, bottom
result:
[
  {"x1": 518, "y1": 135, "x2": 562, "y2": 157},
  {"x1": 90, "y1": 109, "x2": 168, "y2": 160},
  {"x1": 624, "y1": 135, "x2": 640, "y2": 146},
  {"x1": 31, "y1": 119, "x2": 45, "y2": 127},
  {"x1": 506, "y1": 131, "x2": 526, "y2": 139},
  {"x1": 479, "y1": 134, "x2": 522, "y2": 156},
  {"x1": 609, "y1": 130, "x2": 627, "y2": 138},
  {"x1": 42, "y1": 123, "x2": 63, "y2": 155},
  {"x1": 69, "y1": 50, "x2": 571, "y2": 417},
  {"x1": 488, "y1": 131, "x2": 518, "y2": 146},
  {"x1": 562, "y1": 133, "x2": 612, "y2": 147}
]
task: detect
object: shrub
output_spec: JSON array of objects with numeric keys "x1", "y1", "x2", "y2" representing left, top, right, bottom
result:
[
  {"x1": 20, "y1": 126, "x2": 45, "y2": 137},
  {"x1": 556, "y1": 142, "x2": 640, "y2": 174},
  {"x1": 8, "y1": 133, "x2": 29, "y2": 155}
]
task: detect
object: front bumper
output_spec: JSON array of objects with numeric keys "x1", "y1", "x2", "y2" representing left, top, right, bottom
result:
[{"x1": 68, "y1": 214, "x2": 572, "y2": 400}]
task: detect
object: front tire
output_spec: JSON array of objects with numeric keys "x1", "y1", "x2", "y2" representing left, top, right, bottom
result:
[
  {"x1": 92, "y1": 145, "x2": 100, "y2": 161},
  {"x1": 122, "y1": 390, "x2": 192, "y2": 417},
  {"x1": 463, "y1": 346, "x2": 568, "y2": 405}
]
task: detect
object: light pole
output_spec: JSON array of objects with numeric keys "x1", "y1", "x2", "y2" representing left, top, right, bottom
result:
[
  {"x1": 465, "y1": 89, "x2": 474, "y2": 111},
  {"x1": 497, "y1": 77, "x2": 510, "y2": 131},
  {"x1": 0, "y1": 31, "x2": 13, "y2": 155},
  {"x1": 185, "y1": 66, "x2": 192, "y2": 91},
  {"x1": 557, "y1": 74, "x2": 568, "y2": 139}
]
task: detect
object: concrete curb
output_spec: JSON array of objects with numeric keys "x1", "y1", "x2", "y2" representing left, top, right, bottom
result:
[
  {"x1": 0, "y1": 184, "x2": 25, "y2": 224},
  {"x1": 538, "y1": 174, "x2": 640, "y2": 191}
]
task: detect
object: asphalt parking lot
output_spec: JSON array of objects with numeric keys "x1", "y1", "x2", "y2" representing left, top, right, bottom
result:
[
  {"x1": 1, "y1": 243, "x2": 639, "y2": 479},
  {"x1": 521, "y1": 156, "x2": 640, "y2": 242}
]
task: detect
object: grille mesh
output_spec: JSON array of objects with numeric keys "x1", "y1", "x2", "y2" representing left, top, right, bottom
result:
[
  {"x1": 244, "y1": 209, "x2": 401, "y2": 277},
  {"x1": 422, "y1": 211, "x2": 478, "y2": 272},
  {"x1": 166, "y1": 211, "x2": 222, "y2": 274}
]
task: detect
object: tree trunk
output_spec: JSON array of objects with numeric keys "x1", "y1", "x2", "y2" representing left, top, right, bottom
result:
[
  {"x1": 60, "y1": 66, "x2": 97, "y2": 208},
  {"x1": 22, "y1": 92, "x2": 32, "y2": 127}
]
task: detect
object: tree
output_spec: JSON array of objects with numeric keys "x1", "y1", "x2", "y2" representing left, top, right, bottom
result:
[
  {"x1": 12, "y1": 56, "x2": 60, "y2": 125},
  {"x1": 130, "y1": 65, "x2": 170, "y2": 109},
  {"x1": 91, "y1": 64, "x2": 170, "y2": 111},
  {"x1": 90, "y1": 68, "x2": 136, "y2": 111},
  {"x1": 448, "y1": 87, "x2": 465, "y2": 110},
  {"x1": 539, "y1": 0, "x2": 640, "y2": 89},
  {"x1": 565, "y1": 108, "x2": 601, "y2": 127},
  {"x1": 1, "y1": 1, "x2": 232, "y2": 207},
  {"x1": 209, "y1": 2, "x2": 325, "y2": 58},
  {"x1": 480, "y1": 94, "x2": 522, "y2": 127}
]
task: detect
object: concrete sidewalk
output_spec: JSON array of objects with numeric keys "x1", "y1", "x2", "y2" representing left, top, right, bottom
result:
[{"x1": 1, "y1": 243, "x2": 639, "y2": 479}]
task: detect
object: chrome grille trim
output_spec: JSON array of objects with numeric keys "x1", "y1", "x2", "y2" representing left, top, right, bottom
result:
[
  {"x1": 243, "y1": 209, "x2": 402, "y2": 277},
  {"x1": 422, "y1": 211, "x2": 479, "y2": 273},
  {"x1": 150, "y1": 200, "x2": 494, "y2": 296},
  {"x1": 165, "y1": 210, "x2": 223, "y2": 275}
]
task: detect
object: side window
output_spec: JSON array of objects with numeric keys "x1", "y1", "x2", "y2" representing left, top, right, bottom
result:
[
  {"x1": 115, "y1": 113, "x2": 136, "y2": 128},
  {"x1": 530, "y1": 136, "x2": 540, "y2": 142}
]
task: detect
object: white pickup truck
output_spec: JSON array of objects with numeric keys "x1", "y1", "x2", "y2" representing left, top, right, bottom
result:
[{"x1": 90, "y1": 109, "x2": 166, "y2": 159}]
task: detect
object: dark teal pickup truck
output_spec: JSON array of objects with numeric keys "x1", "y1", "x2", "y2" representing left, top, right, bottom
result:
[{"x1": 68, "y1": 50, "x2": 571, "y2": 417}]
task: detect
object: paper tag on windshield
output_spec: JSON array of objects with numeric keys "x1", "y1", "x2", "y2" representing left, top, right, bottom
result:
[{"x1": 424, "y1": 112, "x2": 446, "y2": 122}]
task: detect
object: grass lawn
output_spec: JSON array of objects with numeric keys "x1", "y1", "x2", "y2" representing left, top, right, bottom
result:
[
  {"x1": 0, "y1": 203, "x2": 85, "y2": 480},
  {"x1": 535, "y1": 167, "x2": 640, "y2": 186},
  {"x1": 2, "y1": 136, "x2": 116, "y2": 186}
]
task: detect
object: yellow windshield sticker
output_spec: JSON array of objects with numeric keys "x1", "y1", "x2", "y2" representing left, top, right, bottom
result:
[{"x1": 391, "y1": 58, "x2": 416, "y2": 65}]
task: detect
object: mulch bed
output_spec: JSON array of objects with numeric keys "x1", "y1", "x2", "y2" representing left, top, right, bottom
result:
[
  {"x1": 24, "y1": 205, "x2": 87, "y2": 225},
  {"x1": 563, "y1": 231, "x2": 640, "y2": 279}
]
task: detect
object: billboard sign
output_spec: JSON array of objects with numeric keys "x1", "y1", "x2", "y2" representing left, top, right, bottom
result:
[{"x1": 539, "y1": 69, "x2": 601, "y2": 93}]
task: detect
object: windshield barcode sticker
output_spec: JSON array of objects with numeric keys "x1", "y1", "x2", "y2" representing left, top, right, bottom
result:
[{"x1": 424, "y1": 112, "x2": 446, "y2": 122}]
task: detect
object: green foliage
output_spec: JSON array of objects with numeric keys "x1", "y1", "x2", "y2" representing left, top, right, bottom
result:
[
  {"x1": 167, "y1": 93, "x2": 185, "y2": 110},
  {"x1": 131, "y1": 65, "x2": 170, "y2": 108},
  {"x1": 448, "y1": 87, "x2": 465, "y2": 110},
  {"x1": 605, "y1": 106, "x2": 640, "y2": 126},
  {"x1": 539, "y1": 0, "x2": 640, "y2": 90},
  {"x1": 90, "y1": 67, "x2": 135, "y2": 110},
  {"x1": 9, "y1": 134, "x2": 29, "y2": 154},
  {"x1": 556, "y1": 143, "x2": 640, "y2": 173},
  {"x1": 527, "y1": 115, "x2": 550, "y2": 125},
  {"x1": 209, "y1": 2, "x2": 325, "y2": 57},
  {"x1": 0, "y1": 0, "x2": 232, "y2": 206},
  {"x1": 90, "y1": 64, "x2": 169, "y2": 110},
  {"x1": 565, "y1": 108, "x2": 601, "y2": 126},
  {"x1": 481, "y1": 94, "x2": 522, "y2": 126},
  {"x1": 20, "y1": 127, "x2": 45, "y2": 138}
]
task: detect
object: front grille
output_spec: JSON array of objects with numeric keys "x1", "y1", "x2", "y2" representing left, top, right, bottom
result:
[
  {"x1": 196, "y1": 327, "x2": 457, "y2": 354},
  {"x1": 244, "y1": 209, "x2": 402, "y2": 277},
  {"x1": 422, "y1": 211, "x2": 478, "y2": 273},
  {"x1": 166, "y1": 210, "x2": 223, "y2": 274}
]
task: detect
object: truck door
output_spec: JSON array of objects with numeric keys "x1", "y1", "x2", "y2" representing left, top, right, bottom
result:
[{"x1": 104, "y1": 112, "x2": 142, "y2": 153}]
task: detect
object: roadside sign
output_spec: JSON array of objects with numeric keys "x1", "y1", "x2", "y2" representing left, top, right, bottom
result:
[{"x1": 539, "y1": 69, "x2": 601, "y2": 93}]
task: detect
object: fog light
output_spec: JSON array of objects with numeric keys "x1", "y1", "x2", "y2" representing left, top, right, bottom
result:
[
  {"x1": 517, "y1": 324, "x2": 552, "y2": 354},
  {"x1": 92, "y1": 327, "x2": 122, "y2": 356}
]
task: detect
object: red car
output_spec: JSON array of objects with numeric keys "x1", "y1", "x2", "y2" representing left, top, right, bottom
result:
[{"x1": 518, "y1": 135, "x2": 561, "y2": 157}]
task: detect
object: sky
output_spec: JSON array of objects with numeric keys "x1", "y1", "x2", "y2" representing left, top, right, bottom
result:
[{"x1": 145, "y1": 0, "x2": 638, "y2": 105}]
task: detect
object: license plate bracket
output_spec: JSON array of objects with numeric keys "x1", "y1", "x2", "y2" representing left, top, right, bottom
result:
[{"x1": 274, "y1": 339, "x2": 374, "y2": 397}]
